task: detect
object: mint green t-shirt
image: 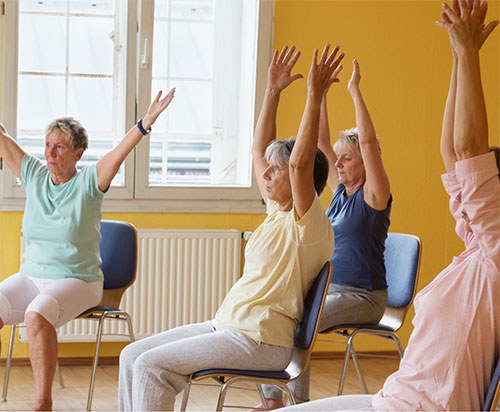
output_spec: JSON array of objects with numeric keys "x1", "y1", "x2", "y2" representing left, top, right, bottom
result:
[{"x1": 20, "y1": 154, "x2": 105, "y2": 282}]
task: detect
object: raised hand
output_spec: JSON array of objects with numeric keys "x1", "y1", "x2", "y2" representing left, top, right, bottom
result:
[
  {"x1": 307, "y1": 44, "x2": 345, "y2": 98},
  {"x1": 348, "y1": 59, "x2": 361, "y2": 93},
  {"x1": 142, "y1": 88, "x2": 176, "y2": 129},
  {"x1": 267, "y1": 45, "x2": 303, "y2": 92},
  {"x1": 436, "y1": 0, "x2": 499, "y2": 54}
]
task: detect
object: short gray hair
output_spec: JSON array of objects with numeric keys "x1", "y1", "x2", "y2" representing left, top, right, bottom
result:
[
  {"x1": 46, "y1": 117, "x2": 88, "y2": 151},
  {"x1": 333, "y1": 127, "x2": 381, "y2": 158},
  {"x1": 264, "y1": 137, "x2": 329, "y2": 196}
]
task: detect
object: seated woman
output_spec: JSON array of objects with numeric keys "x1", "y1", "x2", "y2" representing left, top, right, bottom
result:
[
  {"x1": 261, "y1": 58, "x2": 391, "y2": 409},
  {"x1": 117, "y1": 44, "x2": 342, "y2": 411},
  {"x1": 278, "y1": 0, "x2": 500, "y2": 410},
  {"x1": 0, "y1": 89, "x2": 175, "y2": 411}
]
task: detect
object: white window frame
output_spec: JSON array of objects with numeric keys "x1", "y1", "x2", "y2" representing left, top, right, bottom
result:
[{"x1": 0, "y1": 0, "x2": 273, "y2": 213}]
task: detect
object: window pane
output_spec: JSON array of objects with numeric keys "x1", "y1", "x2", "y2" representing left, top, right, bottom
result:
[
  {"x1": 18, "y1": 14, "x2": 66, "y2": 73},
  {"x1": 152, "y1": 21, "x2": 169, "y2": 78},
  {"x1": 68, "y1": 77, "x2": 114, "y2": 132},
  {"x1": 68, "y1": 0, "x2": 115, "y2": 15},
  {"x1": 166, "y1": 80, "x2": 213, "y2": 136},
  {"x1": 68, "y1": 16, "x2": 115, "y2": 74},
  {"x1": 19, "y1": 0, "x2": 66, "y2": 13},
  {"x1": 17, "y1": 0, "x2": 126, "y2": 187},
  {"x1": 170, "y1": 21, "x2": 213, "y2": 78},
  {"x1": 170, "y1": 0, "x2": 213, "y2": 20},
  {"x1": 17, "y1": 75, "x2": 66, "y2": 130}
]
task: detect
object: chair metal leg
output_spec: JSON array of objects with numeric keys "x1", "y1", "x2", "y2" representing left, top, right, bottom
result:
[
  {"x1": 180, "y1": 379, "x2": 192, "y2": 412},
  {"x1": 2, "y1": 325, "x2": 16, "y2": 402},
  {"x1": 337, "y1": 335, "x2": 352, "y2": 395},
  {"x1": 392, "y1": 334, "x2": 404, "y2": 358},
  {"x1": 86, "y1": 313, "x2": 106, "y2": 411},
  {"x1": 349, "y1": 346, "x2": 368, "y2": 394},
  {"x1": 256, "y1": 384, "x2": 269, "y2": 410},
  {"x1": 216, "y1": 381, "x2": 231, "y2": 412},
  {"x1": 55, "y1": 360, "x2": 64, "y2": 388}
]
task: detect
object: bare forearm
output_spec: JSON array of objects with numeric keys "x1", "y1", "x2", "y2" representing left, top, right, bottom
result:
[
  {"x1": 454, "y1": 50, "x2": 490, "y2": 160},
  {"x1": 441, "y1": 57, "x2": 458, "y2": 172},
  {"x1": 252, "y1": 88, "x2": 281, "y2": 156},
  {"x1": 290, "y1": 94, "x2": 321, "y2": 169},
  {"x1": 97, "y1": 125, "x2": 144, "y2": 190},
  {"x1": 350, "y1": 86, "x2": 377, "y2": 148}
]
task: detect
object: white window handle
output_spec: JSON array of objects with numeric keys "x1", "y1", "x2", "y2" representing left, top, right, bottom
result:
[{"x1": 141, "y1": 38, "x2": 149, "y2": 69}]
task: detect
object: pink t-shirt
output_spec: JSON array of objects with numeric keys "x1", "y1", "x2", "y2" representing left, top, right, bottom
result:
[{"x1": 372, "y1": 152, "x2": 500, "y2": 411}]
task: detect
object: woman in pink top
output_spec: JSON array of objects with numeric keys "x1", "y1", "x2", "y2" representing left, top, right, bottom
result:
[{"x1": 278, "y1": 0, "x2": 500, "y2": 410}]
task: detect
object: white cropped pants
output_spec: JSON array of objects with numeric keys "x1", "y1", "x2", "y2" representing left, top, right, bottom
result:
[{"x1": 0, "y1": 272, "x2": 103, "y2": 328}]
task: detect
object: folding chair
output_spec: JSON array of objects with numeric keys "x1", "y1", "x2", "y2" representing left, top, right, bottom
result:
[
  {"x1": 321, "y1": 233, "x2": 422, "y2": 395},
  {"x1": 180, "y1": 261, "x2": 333, "y2": 411},
  {"x1": 2, "y1": 220, "x2": 137, "y2": 411}
]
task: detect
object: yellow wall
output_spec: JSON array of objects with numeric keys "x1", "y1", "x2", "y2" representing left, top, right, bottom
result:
[{"x1": 0, "y1": 0, "x2": 499, "y2": 359}]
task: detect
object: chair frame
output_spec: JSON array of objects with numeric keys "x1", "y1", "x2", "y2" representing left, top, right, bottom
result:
[
  {"x1": 321, "y1": 233, "x2": 422, "y2": 395},
  {"x1": 180, "y1": 262, "x2": 333, "y2": 412},
  {"x1": 1, "y1": 220, "x2": 137, "y2": 411}
]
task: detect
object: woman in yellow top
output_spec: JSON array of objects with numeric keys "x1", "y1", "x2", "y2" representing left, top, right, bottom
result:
[{"x1": 118, "y1": 45, "x2": 340, "y2": 411}]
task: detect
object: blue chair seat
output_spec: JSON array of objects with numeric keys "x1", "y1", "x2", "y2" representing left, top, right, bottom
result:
[
  {"x1": 78, "y1": 306, "x2": 121, "y2": 316},
  {"x1": 322, "y1": 323, "x2": 394, "y2": 333},
  {"x1": 193, "y1": 369, "x2": 292, "y2": 381}
]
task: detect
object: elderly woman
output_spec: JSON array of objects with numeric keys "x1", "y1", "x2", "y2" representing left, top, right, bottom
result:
[
  {"x1": 261, "y1": 59, "x2": 391, "y2": 409},
  {"x1": 117, "y1": 45, "x2": 339, "y2": 411},
  {"x1": 0, "y1": 89, "x2": 174, "y2": 411},
  {"x1": 277, "y1": 0, "x2": 500, "y2": 410}
]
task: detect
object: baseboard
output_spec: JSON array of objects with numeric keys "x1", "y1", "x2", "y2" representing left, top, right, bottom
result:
[
  {"x1": 0, "y1": 357, "x2": 120, "y2": 367},
  {"x1": 0, "y1": 351, "x2": 400, "y2": 366}
]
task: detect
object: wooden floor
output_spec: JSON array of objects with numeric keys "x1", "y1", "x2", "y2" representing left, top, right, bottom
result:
[{"x1": 0, "y1": 357, "x2": 400, "y2": 411}]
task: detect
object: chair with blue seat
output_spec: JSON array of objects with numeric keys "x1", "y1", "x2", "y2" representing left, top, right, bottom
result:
[
  {"x1": 321, "y1": 232, "x2": 422, "y2": 395},
  {"x1": 179, "y1": 261, "x2": 333, "y2": 411},
  {"x1": 484, "y1": 357, "x2": 500, "y2": 411},
  {"x1": 1, "y1": 220, "x2": 137, "y2": 411}
]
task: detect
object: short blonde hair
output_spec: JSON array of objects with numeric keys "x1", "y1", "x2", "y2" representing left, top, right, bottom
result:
[
  {"x1": 46, "y1": 117, "x2": 88, "y2": 150},
  {"x1": 333, "y1": 127, "x2": 381, "y2": 159}
]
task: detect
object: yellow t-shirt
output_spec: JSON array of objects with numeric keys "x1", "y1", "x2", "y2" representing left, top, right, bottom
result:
[{"x1": 212, "y1": 195, "x2": 334, "y2": 348}]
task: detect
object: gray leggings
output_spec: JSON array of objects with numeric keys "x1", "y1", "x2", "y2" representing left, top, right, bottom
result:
[
  {"x1": 264, "y1": 283, "x2": 387, "y2": 403},
  {"x1": 118, "y1": 320, "x2": 292, "y2": 411}
]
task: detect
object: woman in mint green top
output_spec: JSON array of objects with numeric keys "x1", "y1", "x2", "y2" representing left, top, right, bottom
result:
[{"x1": 0, "y1": 88, "x2": 175, "y2": 411}]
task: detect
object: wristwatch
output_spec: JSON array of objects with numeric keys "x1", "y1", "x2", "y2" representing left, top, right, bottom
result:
[{"x1": 137, "y1": 119, "x2": 152, "y2": 135}]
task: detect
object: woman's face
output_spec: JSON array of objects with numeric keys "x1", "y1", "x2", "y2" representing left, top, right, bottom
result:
[
  {"x1": 262, "y1": 162, "x2": 292, "y2": 206},
  {"x1": 44, "y1": 129, "x2": 83, "y2": 176},
  {"x1": 334, "y1": 144, "x2": 366, "y2": 187}
]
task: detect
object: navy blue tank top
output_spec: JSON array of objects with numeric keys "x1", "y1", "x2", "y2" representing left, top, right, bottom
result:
[{"x1": 326, "y1": 184, "x2": 392, "y2": 290}]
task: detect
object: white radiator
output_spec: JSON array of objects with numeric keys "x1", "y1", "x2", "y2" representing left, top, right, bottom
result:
[{"x1": 19, "y1": 229, "x2": 242, "y2": 343}]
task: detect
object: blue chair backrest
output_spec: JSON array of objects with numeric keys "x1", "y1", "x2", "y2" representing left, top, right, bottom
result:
[
  {"x1": 99, "y1": 220, "x2": 137, "y2": 290},
  {"x1": 294, "y1": 262, "x2": 332, "y2": 350},
  {"x1": 484, "y1": 357, "x2": 500, "y2": 411},
  {"x1": 384, "y1": 233, "x2": 421, "y2": 308}
]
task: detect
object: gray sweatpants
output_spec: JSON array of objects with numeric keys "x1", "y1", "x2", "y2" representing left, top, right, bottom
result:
[
  {"x1": 118, "y1": 320, "x2": 292, "y2": 411},
  {"x1": 263, "y1": 283, "x2": 387, "y2": 403}
]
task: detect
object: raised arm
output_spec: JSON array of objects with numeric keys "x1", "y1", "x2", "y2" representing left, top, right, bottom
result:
[
  {"x1": 437, "y1": 0, "x2": 498, "y2": 163},
  {"x1": 97, "y1": 89, "x2": 175, "y2": 191},
  {"x1": 290, "y1": 45, "x2": 344, "y2": 218},
  {"x1": 348, "y1": 60, "x2": 390, "y2": 210},
  {"x1": 441, "y1": 54, "x2": 459, "y2": 172},
  {"x1": 437, "y1": 0, "x2": 498, "y2": 160},
  {"x1": 318, "y1": 65, "x2": 343, "y2": 192},
  {"x1": 0, "y1": 122, "x2": 26, "y2": 179},
  {"x1": 251, "y1": 45, "x2": 303, "y2": 202}
]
